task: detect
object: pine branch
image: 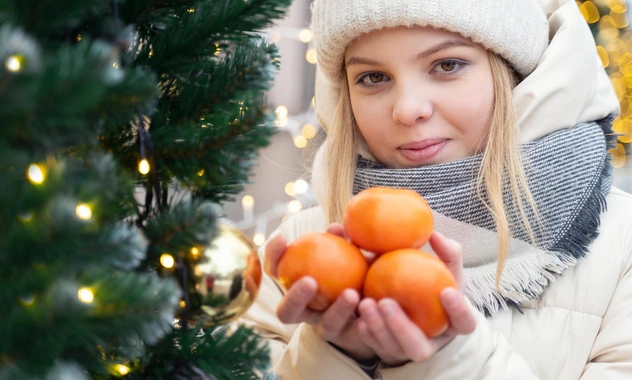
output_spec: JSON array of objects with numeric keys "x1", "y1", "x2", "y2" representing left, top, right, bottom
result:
[{"x1": 143, "y1": 200, "x2": 217, "y2": 268}]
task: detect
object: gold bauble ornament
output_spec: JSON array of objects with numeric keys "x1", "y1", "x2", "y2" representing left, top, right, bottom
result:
[{"x1": 186, "y1": 222, "x2": 262, "y2": 327}]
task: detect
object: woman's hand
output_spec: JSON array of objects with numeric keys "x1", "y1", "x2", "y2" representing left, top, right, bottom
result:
[
  {"x1": 356, "y1": 231, "x2": 477, "y2": 366},
  {"x1": 264, "y1": 224, "x2": 376, "y2": 362}
]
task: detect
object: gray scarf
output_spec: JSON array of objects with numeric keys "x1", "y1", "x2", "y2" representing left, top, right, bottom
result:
[{"x1": 353, "y1": 118, "x2": 616, "y2": 316}]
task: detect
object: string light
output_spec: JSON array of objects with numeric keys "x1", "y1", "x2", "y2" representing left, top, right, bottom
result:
[
  {"x1": 138, "y1": 159, "x2": 150, "y2": 174},
  {"x1": 579, "y1": 0, "x2": 631, "y2": 159},
  {"x1": 187, "y1": 8, "x2": 195, "y2": 13},
  {"x1": 298, "y1": 29, "x2": 313, "y2": 43},
  {"x1": 275, "y1": 105, "x2": 289, "y2": 119},
  {"x1": 19, "y1": 295, "x2": 34, "y2": 306},
  {"x1": 301, "y1": 124, "x2": 317, "y2": 139},
  {"x1": 191, "y1": 247, "x2": 200, "y2": 258},
  {"x1": 179, "y1": 300, "x2": 186, "y2": 308},
  {"x1": 197, "y1": 169, "x2": 205, "y2": 176},
  {"x1": 18, "y1": 211, "x2": 33, "y2": 222},
  {"x1": 27, "y1": 164, "x2": 45, "y2": 184},
  {"x1": 5, "y1": 55, "x2": 21, "y2": 72},
  {"x1": 596, "y1": 45, "x2": 610, "y2": 67},
  {"x1": 294, "y1": 179, "x2": 308, "y2": 194},
  {"x1": 160, "y1": 253, "x2": 175, "y2": 269},
  {"x1": 305, "y1": 49, "x2": 317, "y2": 64},
  {"x1": 285, "y1": 182, "x2": 297, "y2": 196},
  {"x1": 78, "y1": 288, "x2": 94, "y2": 304},
  {"x1": 580, "y1": 1, "x2": 600, "y2": 23},
  {"x1": 253, "y1": 233, "x2": 266, "y2": 246},
  {"x1": 76, "y1": 204, "x2": 92, "y2": 220},
  {"x1": 241, "y1": 195, "x2": 254, "y2": 208},
  {"x1": 287, "y1": 200, "x2": 303, "y2": 213},
  {"x1": 294, "y1": 135, "x2": 307, "y2": 148},
  {"x1": 115, "y1": 364, "x2": 130, "y2": 376}
]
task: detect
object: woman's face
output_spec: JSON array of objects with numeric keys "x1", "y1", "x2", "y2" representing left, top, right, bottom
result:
[{"x1": 345, "y1": 26, "x2": 495, "y2": 168}]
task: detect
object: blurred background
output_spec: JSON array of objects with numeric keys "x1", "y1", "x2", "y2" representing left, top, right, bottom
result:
[{"x1": 220, "y1": 0, "x2": 632, "y2": 246}]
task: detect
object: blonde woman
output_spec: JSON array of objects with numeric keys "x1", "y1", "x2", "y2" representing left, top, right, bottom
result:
[{"x1": 242, "y1": 0, "x2": 632, "y2": 378}]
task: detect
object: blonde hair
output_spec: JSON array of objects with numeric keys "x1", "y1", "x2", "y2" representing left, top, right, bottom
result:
[{"x1": 324, "y1": 51, "x2": 539, "y2": 286}]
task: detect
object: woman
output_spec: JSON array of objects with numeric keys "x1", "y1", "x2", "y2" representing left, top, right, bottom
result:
[{"x1": 242, "y1": 0, "x2": 632, "y2": 378}]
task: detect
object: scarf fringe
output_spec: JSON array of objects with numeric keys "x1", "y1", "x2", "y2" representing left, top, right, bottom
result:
[{"x1": 467, "y1": 253, "x2": 578, "y2": 316}]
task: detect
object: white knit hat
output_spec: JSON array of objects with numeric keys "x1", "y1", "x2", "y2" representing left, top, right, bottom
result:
[{"x1": 311, "y1": 0, "x2": 550, "y2": 82}]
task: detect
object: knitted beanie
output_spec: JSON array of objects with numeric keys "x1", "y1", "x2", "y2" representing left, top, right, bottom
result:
[{"x1": 311, "y1": 0, "x2": 550, "y2": 82}]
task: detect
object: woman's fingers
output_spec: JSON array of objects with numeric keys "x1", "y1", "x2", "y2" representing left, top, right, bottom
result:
[
  {"x1": 358, "y1": 299, "x2": 405, "y2": 358},
  {"x1": 315, "y1": 289, "x2": 360, "y2": 340},
  {"x1": 429, "y1": 231, "x2": 465, "y2": 290},
  {"x1": 441, "y1": 288, "x2": 477, "y2": 335},
  {"x1": 276, "y1": 276, "x2": 320, "y2": 324},
  {"x1": 263, "y1": 233, "x2": 287, "y2": 278},
  {"x1": 376, "y1": 299, "x2": 432, "y2": 363},
  {"x1": 326, "y1": 222, "x2": 346, "y2": 238}
]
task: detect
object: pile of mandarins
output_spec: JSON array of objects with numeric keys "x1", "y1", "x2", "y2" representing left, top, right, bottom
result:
[{"x1": 277, "y1": 187, "x2": 457, "y2": 338}]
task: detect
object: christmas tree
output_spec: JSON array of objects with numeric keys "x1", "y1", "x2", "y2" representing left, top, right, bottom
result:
[{"x1": 0, "y1": 0, "x2": 290, "y2": 378}]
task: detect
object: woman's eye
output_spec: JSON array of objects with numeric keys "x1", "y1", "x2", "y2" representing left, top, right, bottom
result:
[
  {"x1": 359, "y1": 72, "x2": 387, "y2": 85},
  {"x1": 440, "y1": 61, "x2": 456, "y2": 71},
  {"x1": 434, "y1": 60, "x2": 465, "y2": 74}
]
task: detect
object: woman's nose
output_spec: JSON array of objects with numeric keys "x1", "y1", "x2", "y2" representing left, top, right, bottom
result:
[{"x1": 391, "y1": 86, "x2": 433, "y2": 126}]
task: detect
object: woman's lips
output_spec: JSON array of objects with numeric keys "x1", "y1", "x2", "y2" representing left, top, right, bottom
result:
[{"x1": 398, "y1": 139, "x2": 448, "y2": 163}]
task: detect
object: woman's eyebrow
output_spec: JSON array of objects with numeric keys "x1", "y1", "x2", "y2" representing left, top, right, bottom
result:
[
  {"x1": 414, "y1": 40, "x2": 475, "y2": 61},
  {"x1": 345, "y1": 56, "x2": 382, "y2": 68},
  {"x1": 346, "y1": 39, "x2": 475, "y2": 68}
]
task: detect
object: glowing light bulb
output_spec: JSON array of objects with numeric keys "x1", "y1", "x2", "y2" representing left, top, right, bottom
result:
[
  {"x1": 5, "y1": 56, "x2": 21, "y2": 72},
  {"x1": 197, "y1": 169, "x2": 205, "y2": 176},
  {"x1": 294, "y1": 179, "x2": 308, "y2": 194},
  {"x1": 78, "y1": 288, "x2": 94, "y2": 304},
  {"x1": 18, "y1": 211, "x2": 33, "y2": 222},
  {"x1": 19, "y1": 295, "x2": 35, "y2": 306},
  {"x1": 179, "y1": 300, "x2": 186, "y2": 308},
  {"x1": 187, "y1": 8, "x2": 195, "y2": 13},
  {"x1": 288, "y1": 200, "x2": 303, "y2": 213},
  {"x1": 294, "y1": 136, "x2": 307, "y2": 148},
  {"x1": 191, "y1": 247, "x2": 200, "y2": 258},
  {"x1": 306, "y1": 49, "x2": 317, "y2": 64},
  {"x1": 27, "y1": 164, "x2": 45, "y2": 184},
  {"x1": 138, "y1": 159, "x2": 150, "y2": 174},
  {"x1": 299, "y1": 29, "x2": 313, "y2": 43},
  {"x1": 275, "y1": 105, "x2": 289, "y2": 119},
  {"x1": 241, "y1": 195, "x2": 254, "y2": 208},
  {"x1": 160, "y1": 254, "x2": 175, "y2": 269},
  {"x1": 301, "y1": 124, "x2": 317, "y2": 139},
  {"x1": 285, "y1": 182, "x2": 297, "y2": 196},
  {"x1": 115, "y1": 364, "x2": 130, "y2": 375},
  {"x1": 76, "y1": 204, "x2": 92, "y2": 220},
  {"x1": 253, "y1": 233, "x2": 266, "y2": 246}
]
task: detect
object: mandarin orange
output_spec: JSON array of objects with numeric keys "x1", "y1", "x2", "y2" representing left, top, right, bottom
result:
[
  {"x1": 343, "y1": 187, "x2": 433, "y2": 254},
  {"x1": 277, "y1": 232, "x2": 368, "y2": 311},
  {"x1": 363, "y1": 248, "x2": 457, "y2": 337}
]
